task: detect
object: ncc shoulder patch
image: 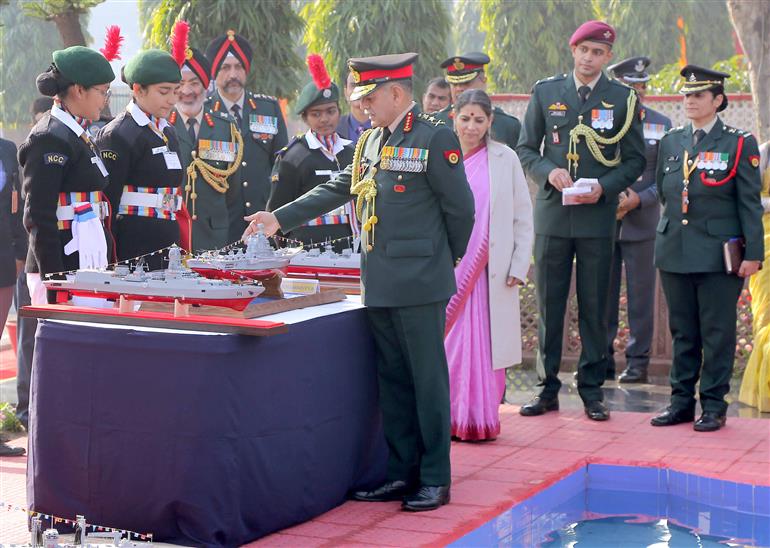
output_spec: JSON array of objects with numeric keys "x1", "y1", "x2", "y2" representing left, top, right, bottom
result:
[
  {"x1": 443, "y1": 149, "x2": 460, "y2": 166},
  {"x1": 101, "y1": 150, "x2": 118, "y2": 161},
  {"x1": 44, "y1": 152, "x2": 67, "y2": 166}
]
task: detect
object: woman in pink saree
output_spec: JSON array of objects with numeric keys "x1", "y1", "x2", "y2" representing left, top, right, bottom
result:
[{"x1": 445, "y1": 90, "x2": 534, "y2": 441}]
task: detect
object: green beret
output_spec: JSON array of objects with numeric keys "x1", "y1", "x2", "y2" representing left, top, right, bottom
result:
[
  {"x1": 295, "y1": 81, "x2": 340, "y2": 115},
  {"x1": 52, "y1": 46, "x2": 115, "y2": 87},
  {"x1": 123, "y1": 49, "x2": 181, "y2": 86}
]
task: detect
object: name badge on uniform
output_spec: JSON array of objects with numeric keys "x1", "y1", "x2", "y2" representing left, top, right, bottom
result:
[
  {"x1": 591, "y1": 109, "x2": 614, "y2": 130},
  {"x1": 643, "y1": 123, "x2": 666, "y2": 143},
  {"x1": 91, "y1": 155, "x2": 108, "y2": 177},
  {"x1": 697, "y1": 152, "x2": 728, "y2": 170},
  {"x1": 314, "y1": 169, "x2": 335, "y2": 176},
  {"x1": 380, "y1": 146, "x2": 429, "y2": 173},
  {"x1": 249, "y1": 114, "x2": 278, "y2": 135},
  {"x1": 163, "y1": 151, "x2": 182, "y2": 170},
  {"x1": 198, "y1": 139, "x2": 237, "y2": 162},
  {"x1": 152, "y1": 145, "x2": 169, "y2": 155}
]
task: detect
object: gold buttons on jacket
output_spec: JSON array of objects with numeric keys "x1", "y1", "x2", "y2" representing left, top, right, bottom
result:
[
  {"x1": 682, "y1": 219, "x2": 689, "y2": 225},
  {"x1": 245, "y1": 202, "x2": 251, "y2": 208}
]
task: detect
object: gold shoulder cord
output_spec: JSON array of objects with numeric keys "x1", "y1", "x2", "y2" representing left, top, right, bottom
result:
[
  {"x1": 350, "y1": 128, "x2": 378, "y2": 251},
  {"x1": 567, "y1": 91, "x2": 638, "y2": 178},
  {"x1": 184, "y1": 123, "x2": 245, "y2": 219}
]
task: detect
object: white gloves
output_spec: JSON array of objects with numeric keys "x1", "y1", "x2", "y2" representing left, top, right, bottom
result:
[{"x1": 63, "y1": 203, "x2": 108, "y2": 269}]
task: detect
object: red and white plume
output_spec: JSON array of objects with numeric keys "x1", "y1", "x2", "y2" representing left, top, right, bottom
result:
[
  {"x1": 170, "y1": 20, "x2": 190, "y2": 68},
  {"x1": 307, "y1": 54, "x2": 331, "y2": 90},
  {"x1": 100, "y1": 25, "x2": 124, "y2": 62}
]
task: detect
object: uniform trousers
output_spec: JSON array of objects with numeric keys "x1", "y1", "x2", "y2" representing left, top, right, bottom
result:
[
  {"x1": 606, "y1": 237, "x2": 656, "y2": 371},
  {"x1": 534, "y1": 234, "x2": 613, "y2": 402},
  {"x1": 366, "y1": 300, "x2": 451, "y2": 486},
  {"x1": 659, "y1": 270, "x2": 744, "y2": 415},
  {"x1": 14, "y1": 272, "x2": 35, "y2": 428}
]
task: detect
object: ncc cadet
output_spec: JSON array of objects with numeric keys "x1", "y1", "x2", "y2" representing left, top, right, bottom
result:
[
  {"x1": 433, "y1": 52, "x2": 521, "y2": 150},
  {"x1": 516, "y1": 20, "x2": 645, "y2": 421},
  {"x1": 606, "y1": 56, "x2": 672, "y2": 383},
  {"x1": 205, "y1": 30, "x2": 289, "y2": 242},
  {"x1": 96, "y1": 44, "x2": 184, "y2": 270},
  {"x1": 244, "y1": 53, "x2": 475, "y2": 511},
  {"x1": 267, "y1": 55, "x2": 355, "y2": 252},
  {"x1": 651, "y1": 66, "x2": 763, "y2": 432},
  {"x1": 169, "y1": 45, "x2": 241, "y2": 251},
  {"x1": 19, "y1": 43, "x2": 118, "y2": 304}
]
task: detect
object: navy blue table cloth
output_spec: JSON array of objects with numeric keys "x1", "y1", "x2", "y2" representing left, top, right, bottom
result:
[{"x1": 28, "y1": 308, "x2": 387, "y2": 546}]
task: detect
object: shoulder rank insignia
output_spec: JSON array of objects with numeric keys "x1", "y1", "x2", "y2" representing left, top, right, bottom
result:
[
  {"x1": 749, "y1": 155, "x2": 760, "y2": 168},
  {"x1": 444, "y1": 149, "x2": 460, "y2": 166},
  {"x1": 44, "y1": 152, "x2": 67, "y2": 165},
  {"x1": 168, "y1": 111, "x2": 178, "y2": 125},
  {"x1": 204, "y1": 112, "x2": 215, "y2": 127},
  {"x1": 275, "y1": 135, "x2": 300, "y2": 158},
  {"x1": 403, "y1": 111, "x2": 414, "y2": 133},
  {"x1": 213, "y1": 100, "x2": 221, "y2": 112},
  {"x1": 248, "y1": 97, "x2": 258, "y2": 110}
]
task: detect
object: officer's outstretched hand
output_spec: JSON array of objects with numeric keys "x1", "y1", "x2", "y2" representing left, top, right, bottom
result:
[{"x1": 243, "y1": 211, "x2": 281, "y2": 240}]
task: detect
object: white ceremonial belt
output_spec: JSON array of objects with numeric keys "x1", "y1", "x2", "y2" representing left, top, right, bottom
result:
[
  {"x1": 120, "y1": 191, "x2": 182, "y2": 211},
  {"x1": 56, "y1": 201, "x2": 109, "y2": 221}
]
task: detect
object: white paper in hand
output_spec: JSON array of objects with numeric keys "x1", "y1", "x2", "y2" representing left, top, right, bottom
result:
[{"x1": 563, "y1": 178, "x2": 600, "y2": 205}]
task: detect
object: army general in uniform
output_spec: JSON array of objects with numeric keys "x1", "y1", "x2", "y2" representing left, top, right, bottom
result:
[
  {"x1": 433, "y1": 52, "x2": 521, "y2": 151},
  {"x1": 205, "y1": 31, "x2": 288, "y2": 243},
  {"x1": 169, "y1": 46, "x2": 241, "y2": 252},
  {"x1": 516, "y1": 21, "x2": 645, "y2": 421},
  {"x1": 651, "y1": 66, "x2": 764, "y2": 432},
  {"x1": 243, "y1": 53, "x2": 474, "y2": 511}
]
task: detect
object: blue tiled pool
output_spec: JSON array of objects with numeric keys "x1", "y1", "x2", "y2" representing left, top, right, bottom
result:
[{"x1": 450, "y1": 464, "x2": 770, "y2": 547}]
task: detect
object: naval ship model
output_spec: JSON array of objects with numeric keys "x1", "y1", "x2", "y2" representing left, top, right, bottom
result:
[
  {"x1": 187, "y1": 227, "x2": 300, "y2": 282},
  {"x1": 44, "y1": 246, "x2": 263, "y2": 311}
]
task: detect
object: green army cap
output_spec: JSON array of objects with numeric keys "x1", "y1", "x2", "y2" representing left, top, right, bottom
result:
[
  {"x1": 52, "y1": 46, "x2": 115, "y2": 87},
  {"x1": 348, "y1": 52, "x2": 418, "y2": 101},
  {"x1": 295, "y1": 54, "x2": 340, "y2": 115},
  {"x1": 123, "y1": 49, "x2": 182, "y2": 86}
]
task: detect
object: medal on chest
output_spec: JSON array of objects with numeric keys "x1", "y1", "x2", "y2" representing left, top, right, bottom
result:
[
  {"x1": 643, "y1": 123, "x2": 666, "y2": 143},
  {"x1": 198, "y1": 139, "x2": 238, "y2": 162},
  {"x1": 249, "y1": 114, "x2": 278, "y2": 135},
  {"x1": 696, "y1": 151, "x2": 728, "y2": 170},
  {"x1": 380, "y1": 146, "x2": 429, "y2": 173},
  {"x1": 591, "y1": 109, "x2": 614, "y2": 130}
]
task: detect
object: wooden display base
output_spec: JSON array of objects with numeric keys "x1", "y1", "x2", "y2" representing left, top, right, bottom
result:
[{"x1": 137, "y1": 287, "x2": 346, "y2": 319}]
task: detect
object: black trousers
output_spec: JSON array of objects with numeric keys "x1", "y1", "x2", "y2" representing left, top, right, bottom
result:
[
  {"x1": 366, "y1": 300, "x2": 451, "y2": 486},
  {"x1": 659, "y1": 270, "x2": 744, "y2": 414}
]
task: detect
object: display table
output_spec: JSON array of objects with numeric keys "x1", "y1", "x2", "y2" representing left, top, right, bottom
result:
[{"x1": 27, "y1": 298, "x2": 387, "y2": 546}]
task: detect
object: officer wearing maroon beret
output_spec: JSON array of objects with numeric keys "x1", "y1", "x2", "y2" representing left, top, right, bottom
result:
[
  {"x1": 517, "y1": 20, "x2": 645, "y2": 421},
  {"x1": 205, "y1": 30, "x2": 288, "y2": 243}
]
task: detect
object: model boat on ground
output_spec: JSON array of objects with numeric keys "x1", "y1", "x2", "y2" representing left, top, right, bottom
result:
[
  {"x1": 44, "y1": 246, "x2": 264, "y2": 311},
  {"x1": 187, "y1": 228, "x2": 300, "y2": 282}
]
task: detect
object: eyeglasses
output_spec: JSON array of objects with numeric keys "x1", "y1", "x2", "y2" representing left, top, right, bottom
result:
[{"x1": 91, "y1": 87, "x2": 112, "y2": 99}]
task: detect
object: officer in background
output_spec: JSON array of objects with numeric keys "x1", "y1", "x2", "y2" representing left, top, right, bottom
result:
[
  {"x1": 651, "y1": 66, "x2": 763, "y2": 432},
  {"x1": 267, "y1": 55, "x2": 355, "y2": 252},
  {"x1": 422, "y1": 77, "x2": 451, "y2": 114},
  {"x1": 169, "y1": 46, "x2": 241, "y2": 251},
  {"x1": 516, "y1": 20, "x2": 645, "y2": 421},
  {"x1": 336, "y1": 70, "x2": 371, "y2": 144},
  {"x1": 606, "y1": 56, "x2": 672, "y2": 383},
  {"x1": 244, "y1": 53, "x2": 474, "y2": 511},
  {"x1": 433, "y1": 52, "x2": 521, "y2": 150},
  {"x1": 205, "y1": 30, "x2": 288, "y2": 242}
]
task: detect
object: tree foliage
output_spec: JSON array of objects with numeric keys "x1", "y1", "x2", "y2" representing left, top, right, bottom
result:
[
  {"x1": 142, "y1": 0, "x2": 305, "y2": 99},
  {"x1": 22, "y1": 0, "x2": 103, "y2": 46},
  {"x1": 301, "y1": 0, "x2": 450, "y2": 98},
  {"x1": 0, "y1": 0, "x2": 64, "y2": 128},
  {"x1": 453, "y1": 0, "x2": 485, "y2": 56}
]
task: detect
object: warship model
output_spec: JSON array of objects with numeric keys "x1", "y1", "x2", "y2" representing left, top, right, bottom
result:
[
  {"x1": 288, "y1": 243, "x2": 361, "y2": 276},
  {"x1": 187, "y1": 227, "x2": 300, "y2": 282},
  {"x1": 44, "y1": 246, "x2": 263, "y2": 311}
]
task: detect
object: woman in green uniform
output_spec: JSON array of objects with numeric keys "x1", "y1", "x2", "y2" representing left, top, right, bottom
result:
[
  {"x1": 651, "y1": 65, "x2": 764, "y2": 432},
  {"x1": 19, "y1": 39, "x2": 118, "y2": 304}
]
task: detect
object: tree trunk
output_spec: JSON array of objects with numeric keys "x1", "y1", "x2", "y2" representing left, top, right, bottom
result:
[
  {"x1": 53, "y1": 11, "x2": 86, "y2": 47},
  {"x1": 727, "y1": 0, "x2": 770, "y2": 142}
]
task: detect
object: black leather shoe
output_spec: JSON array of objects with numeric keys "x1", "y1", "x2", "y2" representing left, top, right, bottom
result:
[
  {"x1": 352, "y1": 480, "x2": 414, "y2": 502},
  {"x1": 618, "y1": 367, "x2": 648, "y2": 384},
  {"x1": 694, "y1": 412, "x2": 726, "y2": 432},
  {"x1": 402, "y1": 485, "x2": 450, "y2": 512},
  {"x1": 650, "y1": 406, "x2": 695, "y2": 427},
  {"x1": 519, "y1": 396, "x2": 559, "y2": 416},
  {"x1": 0, "y1": 444, "x2": 25, "y2": 457},
  {"x1": 584, "y1": 400, "x2": 610, "y2": 421}
]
